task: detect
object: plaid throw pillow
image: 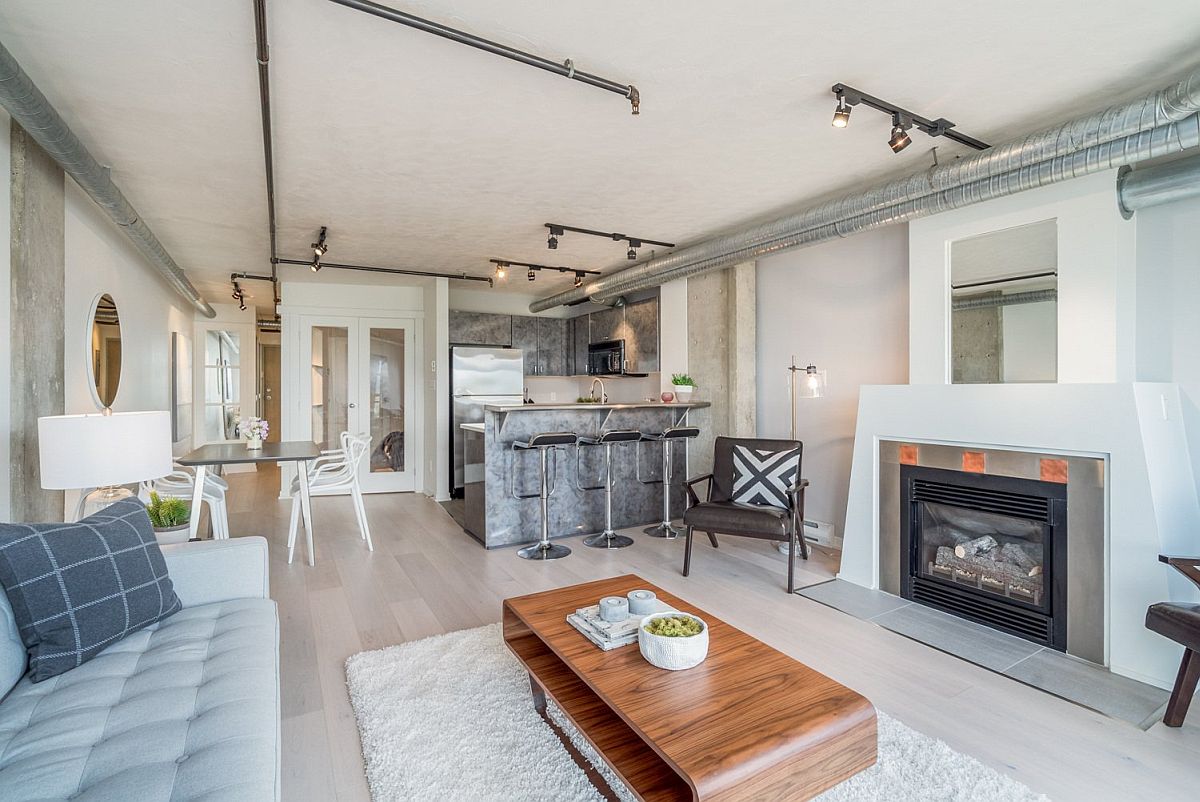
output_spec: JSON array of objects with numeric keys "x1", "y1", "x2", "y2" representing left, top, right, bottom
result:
[
  {"x1": 730, "y1": 445, "x2": 801, "y2": 508},
  {"x1": 0, "y1": 498, "x2": 182, "y2": 682}
]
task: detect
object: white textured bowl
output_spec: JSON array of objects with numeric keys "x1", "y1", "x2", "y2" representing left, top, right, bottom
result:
[{"x1": 638, "y1": 612, "x2": 709, "y2": 670}]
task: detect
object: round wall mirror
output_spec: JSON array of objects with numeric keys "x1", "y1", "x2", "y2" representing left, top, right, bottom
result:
[{"x1": 89, "y1": 293, "x2": 122, "y2": 409}]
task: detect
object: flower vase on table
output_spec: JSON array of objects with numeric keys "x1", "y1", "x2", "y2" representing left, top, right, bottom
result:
[{"x1": 240, "y1": 416, "x2": 269, "y2": 451}]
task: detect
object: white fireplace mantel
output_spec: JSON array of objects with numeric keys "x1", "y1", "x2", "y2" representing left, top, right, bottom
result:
[{"x1": 841, "y1": 382, "x2": 1200, "y2": 689}]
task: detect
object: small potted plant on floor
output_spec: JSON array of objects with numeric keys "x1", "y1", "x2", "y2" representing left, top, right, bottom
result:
[
  {"x1": 240, "y1": 416, "x2": 269, "y2": 450},
  {"x1": 671, "y1": 373, "x2": 696, "y2": 400},
  {"x1": 146, "y1": 491, "x2": 191, "y2": 545}
]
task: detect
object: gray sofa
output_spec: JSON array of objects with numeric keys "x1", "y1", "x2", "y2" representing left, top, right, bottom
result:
[{"x1": 0, "y1": 537, "x2": 280, "y2": 801}]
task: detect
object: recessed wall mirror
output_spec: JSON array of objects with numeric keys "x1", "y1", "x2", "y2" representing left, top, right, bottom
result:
[
  {"x1": 950, "y1": 220, "x2": 1058, "y2": 384},
  {"x1": 89, "y1": 293, "x2": 122, "y2": 408}
]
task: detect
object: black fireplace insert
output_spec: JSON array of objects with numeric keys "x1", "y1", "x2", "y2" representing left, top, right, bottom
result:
[{"x1": 900, "y1": 465, "x2": 1068, "y2": 650}]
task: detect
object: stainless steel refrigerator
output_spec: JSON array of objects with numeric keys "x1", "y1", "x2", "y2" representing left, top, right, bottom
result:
[{"x1": 450, "y1": 346, "x2": 524, "y2": 496}]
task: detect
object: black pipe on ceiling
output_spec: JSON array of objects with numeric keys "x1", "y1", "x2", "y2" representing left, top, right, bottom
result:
[
  {"x1": 275, "y1": 258, "x2": 493, "y2": 285},
  {"x1": 326, "y1": 0, "x2": 640, "y2": 114},
  {"x1": 253, "y1": 0, "x2": 282, "y2": 317}
]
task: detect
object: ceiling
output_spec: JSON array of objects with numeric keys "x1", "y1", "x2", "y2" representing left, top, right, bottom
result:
[{"x1": 2, "y1": 1, "x2": 1199, "y2": 312}]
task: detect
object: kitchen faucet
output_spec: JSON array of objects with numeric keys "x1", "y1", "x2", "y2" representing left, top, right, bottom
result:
[{"x1": 590, "y1": 378, "x2": 608, "y2": 403}]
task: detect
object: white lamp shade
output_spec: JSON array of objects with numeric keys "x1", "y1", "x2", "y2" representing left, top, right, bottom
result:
[{"x1": 38, "y1": 411, "x2": 173, "y2": 489}]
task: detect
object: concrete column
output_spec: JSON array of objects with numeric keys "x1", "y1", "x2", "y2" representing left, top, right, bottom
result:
[
  {"x1": 9, "y1": 121, "x2": 65, "y2": 521},
  {"x1": 685, "y1": 261, "x2": 757, "y2": 476}
]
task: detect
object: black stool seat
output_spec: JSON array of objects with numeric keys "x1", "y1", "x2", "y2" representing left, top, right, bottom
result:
[
  {"x1": 579, "y1": 429, "x2": 642, "y2": 446},
  {"x1": 514, "y1": 432, "x2": 578, "y2": 449},
  {"x1": 642, "y1": 426, "x2": 700, "y2": 440}
]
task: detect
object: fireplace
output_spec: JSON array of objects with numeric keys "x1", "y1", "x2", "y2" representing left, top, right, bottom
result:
[{"x1": 900, "y1": 465, "x2": 1068, "y2": 650}]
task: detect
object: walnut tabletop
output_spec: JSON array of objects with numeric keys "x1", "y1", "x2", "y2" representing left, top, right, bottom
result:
[{"x1": 503, "y1": 575, "x2": 877, "y2": 802}]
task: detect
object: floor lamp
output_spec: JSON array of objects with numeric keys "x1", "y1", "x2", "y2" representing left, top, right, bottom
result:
[{"x1": 781, "y1": 358, "x2": 825, "y2": 557}]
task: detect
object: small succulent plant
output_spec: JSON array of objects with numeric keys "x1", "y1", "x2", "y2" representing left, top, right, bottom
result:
[{"x1": 146, "y1": 492, "x2": 189, "y2": 529}]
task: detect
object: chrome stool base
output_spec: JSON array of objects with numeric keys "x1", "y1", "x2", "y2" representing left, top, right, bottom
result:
[
  {"x1": 644, "y1": 522, "x2": 683, "y2": 539},
  {"x1": 518, "y1": 541, "x2": 572, "y2": 560},
  {"x1": 584, "y1": 531, "x2": 635, "y2": 549}
]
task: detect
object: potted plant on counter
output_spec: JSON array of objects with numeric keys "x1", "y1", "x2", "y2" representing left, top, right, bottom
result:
[
  {"x1": 147, "y1": 491, "x2": 191, "y2": 545},
  {"x1": 671, "y1": 373, "x2": 696, "y2": 400}
]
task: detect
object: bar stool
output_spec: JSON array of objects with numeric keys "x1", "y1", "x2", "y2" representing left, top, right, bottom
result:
[
  {"x1": 576, "y1": 429, "x2": 642, "y2": 549},
  {"x1": 638, "y1": 426, "x2": 701, "y2": 538},
  {"x1": 511, "y1": 431, "x2": 579, "y2": 560}
]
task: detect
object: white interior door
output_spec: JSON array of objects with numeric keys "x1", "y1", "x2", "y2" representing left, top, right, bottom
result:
[
  {"x1": 304, "y1": 317, "x2": 358, "y2": 453},
  {"x1": 356, "y1": 318, "x2": 417, "y2": 493}
]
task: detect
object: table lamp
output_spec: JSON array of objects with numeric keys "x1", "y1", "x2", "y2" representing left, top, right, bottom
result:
[{"x1": 38, "y1": 410, "x2": 173, "y2": 519}]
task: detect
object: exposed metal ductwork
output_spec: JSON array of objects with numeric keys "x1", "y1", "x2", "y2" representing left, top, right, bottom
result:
[
  {"x1": 0, "y1": 39, "x2": 215, "y2": 317},
  {"x1": 952, "y1": 289, "x2": 1057, "y2": 312},
  {"x1": 1117, "y1": 151, "x2": 1200, "y2": 218},
  {"x1": 531, "y1": 68, "x2": 1200, "y2": 312}
]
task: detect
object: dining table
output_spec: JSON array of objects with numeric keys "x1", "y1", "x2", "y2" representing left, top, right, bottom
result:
[{"x1": 176, "y1": 441, "x2": 321, "y2": 557}]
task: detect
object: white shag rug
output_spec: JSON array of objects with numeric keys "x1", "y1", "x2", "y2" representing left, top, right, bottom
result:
[{"x1": 345, "y1": 624, "x2": 1049, "y2": 801}]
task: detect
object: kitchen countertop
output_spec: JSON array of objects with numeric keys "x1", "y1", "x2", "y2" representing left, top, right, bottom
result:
[
  {"x1": 460, "y1": 422, "x2": 485, "y2": 433},
  {"x1": 483, "y1": 401, "x2": 710, "y2": 412}
]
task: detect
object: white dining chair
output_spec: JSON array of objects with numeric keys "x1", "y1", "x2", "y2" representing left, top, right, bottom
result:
[
  {"x1": 287, "y1": 432, "x2": 373, "y2": 565},
  {"x1": 140, "y1": 466, "x2": 231, "y2": 539}
]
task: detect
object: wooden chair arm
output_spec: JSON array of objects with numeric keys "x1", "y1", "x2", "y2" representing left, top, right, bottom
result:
[
  {"x1": 1160, "y1": 554, "x2": 1200, "y2": 592},
  {"x1": 684, "y1": 474, "x2": 714, "y2": 506}
]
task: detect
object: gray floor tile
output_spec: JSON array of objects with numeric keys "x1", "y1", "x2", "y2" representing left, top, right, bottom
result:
[
  {"x1": 1004, "y1": 649, "x2": 1171, "y2": 725},
  {"x1": 797, "y1": 579, "x2": 913, "y2": 620},
  {"x1": 873, "y1": 603, "x2": 1044, "y2": 672}
]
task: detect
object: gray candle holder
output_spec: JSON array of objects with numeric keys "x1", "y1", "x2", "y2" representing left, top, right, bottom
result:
[
  {"x1": 599, "y1": 596, "x2": 629, "y2": 622},
  {"x1": 627, "y1": 589, "x2": 657, "y2": 615}
]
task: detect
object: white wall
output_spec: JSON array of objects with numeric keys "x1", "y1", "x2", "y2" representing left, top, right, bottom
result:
[
  {"x1": 64, "y1": 181, "x2": 194, "y2": 422},
  {"x1": 0, "y1": 110, "x2": 11, "y2": 521},
  {"x1": 1002, "y1": 301, "x2": 1057, "y2": 382},
  {"x1": 755, "y1": 225, "x2": 909, "y2": 536},
  {"x1": 909, "y1": 172, "x2": 1136, "y2": 384}
]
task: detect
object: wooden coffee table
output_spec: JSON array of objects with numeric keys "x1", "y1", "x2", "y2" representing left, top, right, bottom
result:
[{"x1": 503, "y1": 575, "x2": 877, "y2": 801}]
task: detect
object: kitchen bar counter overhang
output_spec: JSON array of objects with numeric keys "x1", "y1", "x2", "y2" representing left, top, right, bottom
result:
[{"x1": 461, "y1": 402, "x2": 709, "y2": 548}]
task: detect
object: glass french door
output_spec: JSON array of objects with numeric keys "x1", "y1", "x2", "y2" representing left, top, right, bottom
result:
[{"x1": 303, "y1": 316, "x2": 417, "y2": 493}]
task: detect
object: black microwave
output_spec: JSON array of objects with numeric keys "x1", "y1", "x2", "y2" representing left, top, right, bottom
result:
[{"x1": 587, "y1": 340, "x2": 625, "y2": 375}]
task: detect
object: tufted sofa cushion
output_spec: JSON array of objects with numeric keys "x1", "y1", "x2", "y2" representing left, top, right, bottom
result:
[{"x1": 0, "y1": 597, "x2": 279, "y2": 801}]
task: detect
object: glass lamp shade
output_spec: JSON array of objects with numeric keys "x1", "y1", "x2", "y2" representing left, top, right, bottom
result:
[
  {"x1": 798, "y1": 365, "x2": 826, "y2": 398},
  {"x1": 38, "y1": 411, "x2": 173, "y2": 491}
]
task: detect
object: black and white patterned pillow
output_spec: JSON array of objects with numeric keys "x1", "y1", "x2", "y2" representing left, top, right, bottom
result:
[
  {"x1": 0, "y1": 498, "x2": 182, "y2": 682},
  {"x1": 730, "y1": 445, "x2": 801, "y2": 508}
]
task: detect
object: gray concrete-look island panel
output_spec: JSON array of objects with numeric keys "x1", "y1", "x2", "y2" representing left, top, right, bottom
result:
[{"x1": 462, "y1": 403, "x2": 709, "y2": 549}]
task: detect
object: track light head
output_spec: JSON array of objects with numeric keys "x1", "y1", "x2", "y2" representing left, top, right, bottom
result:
[
  {"x1": 547, "y1": 233, "x2": 558, "y2": 250},
  {"x1": 311, "y1": 226, "x2": 329, "y2": 258},
  {"x1": 627, "y1": 247, "x2": 637, "y2": 260},
  {"x1": 239, "y1": 297, "x2": 247, "y2": 311},
  {"x1": 311, "y1": 256, "x2": 322, "y2": 273},
  {"x1": 888, "y1": 115, "x2": 911, "y2": 153},
  {"x1": 495, "y1": 262, "x2": 506, "y2": 279},
  {"x1": 573, "y1": 272, "x2": 584, "y2": 288},
  {"x1": 832, "y1": 96, "x2": 851, "y2": 128},
  {"x1": 527, "y1": 269, "x2": 536, "y2": 281}
]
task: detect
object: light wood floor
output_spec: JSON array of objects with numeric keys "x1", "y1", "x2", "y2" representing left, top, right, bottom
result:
[{"x1": 225, "y1": 466, "x2": 1200, "y2": 802}]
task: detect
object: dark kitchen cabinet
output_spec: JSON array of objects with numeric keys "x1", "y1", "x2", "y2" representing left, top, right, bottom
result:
[
  {"x1": 448, "y1": 311, "x2": 512, "y2": 347},
  {"x1": 510, "y1": 315, "x2": 539, "y2": 372},
  {"x1": 571, "y1": 315, "x2": 589, "y2": 376},
  {"x1": 623, "y1": 297, "x2": 659, "y2": 373},
  {"x1": 537, "y1": 318, "x2": 567, "y2": 376},
  {"x1": 589, "y1": 306, "x2": 625, "y2": 345}
]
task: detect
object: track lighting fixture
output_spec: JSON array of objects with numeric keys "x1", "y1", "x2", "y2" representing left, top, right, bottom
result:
[
  {"x1": 828, "y1": 83, "x2": 989, "y2": 152},
  {"x1": 547, "y1": 233, "x2": 558, "y2": 249},
  {"x1": 311, "y1": 256, "x2": 322, "y2": 273},
  {"x1": 312, "y1": 226, "x2": 328, "y2": 259},
  {"x1": 543, "y1": 223, "x2": 673, "y2": 260},
  {"x1": 491, "y1": 258, "x2": 600, "y2": 284},
  {"x1": 888, "y1": 115, "x2": 912, "y2": 153},
  {"x1": 831, "y1": 94, "x2": 851, "y2": 128},
  {"x1": 239, "y1": 295, "x2": 247, "y2": 312}
]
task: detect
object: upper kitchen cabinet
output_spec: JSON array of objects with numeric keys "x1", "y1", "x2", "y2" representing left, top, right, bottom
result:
[
  {"x1": 589, "y1": 306, "x2": 626, "y2": 344},
  {"x1": 449, "y1": 311, "x2": 512, "y2": 346},
  {"x1": 537, "y1": 318, "x2": 567, "y2": 376},
  {"x1": 510, "y1": 315, "x2": 538, "y2": 369},
  {"x1": 624, "y1": 296, "x2": 659, "y2": 373},
  {"x1": 571, "y1": 315, "x2": 589, "y2": 376}
]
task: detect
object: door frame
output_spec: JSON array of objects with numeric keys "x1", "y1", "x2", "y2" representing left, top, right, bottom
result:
[{"x1": 280, "y1": 305, "x2": 425, "y2": 497}]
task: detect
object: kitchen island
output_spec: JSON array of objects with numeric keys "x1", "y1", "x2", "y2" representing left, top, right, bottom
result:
[{"x1": 461, "y1": 402, "x2": 709, "y2": 549}]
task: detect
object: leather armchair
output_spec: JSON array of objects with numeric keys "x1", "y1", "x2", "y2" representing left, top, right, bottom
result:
[
  {"x1": 681, "y1": 436, "x2": 808, "y2": 593},
  {"x1": 1146, "y1": 555, "x2": 1200, "y2": 727}
]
